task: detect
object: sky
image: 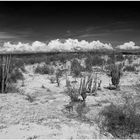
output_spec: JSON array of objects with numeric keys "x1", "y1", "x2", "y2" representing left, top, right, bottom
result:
[{"x1": 0, "y1": 2, "x2": 140, "y2": 47}]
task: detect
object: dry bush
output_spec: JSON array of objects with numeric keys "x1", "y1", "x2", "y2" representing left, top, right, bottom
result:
[
  {"x1": 111, "y1": 66, "x2": 121, "y2": 87},
  {"x1": 9, "y1": 68, "x2": 24, "y2": 83},
  {"x1": 116, "y1": 54, "x2": 124, "y2": 62},
  {"x1": 55, "y1": 68, "x2": 64, "y2": 86},
  {"x1": 6, "y1": 83, "x2": 19, "y2": 93},
  {"x1": 49, "y1": 76, "x2": 56, "y2": 83},
  {"x1": 25, "y1": 94, "x2": 36, "y2": 103},
  {"x1": 123, "y1": 65, "x2": 136, "y2": 72},
  {"x1": 85, "y1": 55, "x2": 103, "y2": 72},
  {"x1": 65, "y1": 86, "x2": 80, "y2": 102},
  {"x1": 98, "y1": 96, "x2": 140, "y2": 139},
  {"x1": 124, "y1": 55, "x2": 133, "y2": 64},
  {"x1": 107, "y1": 64, "x2": 122, "y2": 88},
  {"x1": 21, "y1": 55, "x2": 48, "y2": 65},
  {"x1": 35, "y1": 64, "x2": 54, "y2": 75},
  {"x1": 11, "y1": 57, "x2": 26, "y2": 73},
  {"x1": 71, "y1": 59, "x2": 83, "y2": 80}
]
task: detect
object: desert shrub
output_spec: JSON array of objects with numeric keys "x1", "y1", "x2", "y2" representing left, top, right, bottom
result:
[
  {"x1": 66, "y1": 86, "x2": 80, "y2": 102},
  {"x1": 24, "y1": 57, "x2": 37, "y2": 65},
  {"x1": 35, "y1": 65, "x2": 54, "y2": 75},
  {"x1": 71, "y1": 59, "x2": 83, "y2": 80},
  {"x1": 107, "y1": 54, "x2": 116, "y2": 65},
  {"x1": 98, "y1": 100, "x2": 140, "y2": 139},
  {"x1": 9, "y1": 68, "x2": 24, "y2": 83},
  {"x1": 107, "y1": 58, "x2": 115, "y2": 65},
  {"x1": 6, "y1": 83, "x2": 19, "y2": 93},
  {"x1": 11, "y1": 58, "x2": 26, "y2": 73},
  {"x1": 55, "y1": 54, "x2": 67, "y2": 63},
  {"x1": 107, "y1": 64, "x2": 122, "y2": 88},
  {"x1": 123, "y1": 65, "x2": 136, "y2": 72},
  {"x1": 49, "y1": 76, "x2": 56, "y2": 83},
  {"x1": 9, "y1": 57, "x2": 24, "y2": 83},
  {"x1": 25, "y1": 94, "x2": 36, "y2": 103},
  {"x1": 85, "y1": 58, "x2": 92, "y2": 72},
  {"x1": 125, "y1": 55, "x2": 133, "y2": 64},
  {"x1": 116, "y1": 54, "x2": 124, "y2": 62},
  {"x1": 19, "y1": 55, "x2": 49, "y2": 65},
  {"x1": 85, "y1": 55, "x2": 103, "y2": 71}
]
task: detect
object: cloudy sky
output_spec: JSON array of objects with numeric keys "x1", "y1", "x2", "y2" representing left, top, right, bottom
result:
[{"x1": 0, "y1": 2, "x2": 140, "y2": 47}]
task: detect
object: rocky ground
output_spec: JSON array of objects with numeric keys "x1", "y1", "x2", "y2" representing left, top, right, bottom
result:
[{"x1": 0, "y1": 65, "x2": 140, "y2": 139}]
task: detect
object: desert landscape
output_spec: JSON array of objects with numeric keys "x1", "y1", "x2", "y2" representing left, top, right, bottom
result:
[
  {"x1": 0, "y1": 1, "x2": 140, "y2": 139},
  {"x1": 0, "y1": 51, "x2": 140, "y2": 139}
]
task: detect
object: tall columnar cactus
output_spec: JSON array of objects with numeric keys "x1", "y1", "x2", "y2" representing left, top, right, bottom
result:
[
  {"x1": 0, "y1": 55, "x2": 11, "y2": 93},
  {"x1": 80, "y1": 76, "x2": 87, "y2": 101}
]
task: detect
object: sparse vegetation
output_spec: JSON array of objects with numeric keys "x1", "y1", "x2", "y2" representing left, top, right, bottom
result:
[
  {"x1": 123, "y1": 65, "x2": 136, "y2": 72},
  {"x1": 35, "y1": 64, "x2": 54, "y2": 75},
  {"x1": 65, "y1": 76, "x2": 87, "y2": 102},
  {"x1": 49, "y1": 75, "x2": 56, "y2": 83},
  {"x1": 9, "y1": 68, "x2": 24, "y2": 83},
  {"x1": 65, "y1": 73, "x2": 101, "y2": 102},
  {"x1": 98, "y1": 95, "x2": 140, "y2": 138},
  {"x1": 107, "y1": 64, "x2": 122, "y2": 88},
  {"x1": 66, "y1": 85, "x2": 80, "y2": 102},
  {"x1": 0, "y1": 55, "x2": 24, "y2": 93},
  {"x1": 25, "y1": 94, "x2": 36, "y2": 103},
  {"x1": 55, "y1": 68, "x2": 63, "y2": 87},
  {"x1": 11, "y1": 57, "x2": 26, "y2": 73},
  {"x1": 6, "y1": 83, "x2": 19, "y2": 93},
  {"x1": 116, "y1": 54, "x2": 124, "y2": 62},
  {"x1": 71, "y1": 59, "x2": 83, "y2": 81},
  {"x1": 85, "y1": 54, "x2": 103, "y2": 71},
  {"x1": 1, "y1": 52, "x2": 140, "y2": 138}
]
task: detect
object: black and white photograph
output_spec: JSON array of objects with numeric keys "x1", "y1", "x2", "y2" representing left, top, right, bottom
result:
[{"x1": 0, "y1": 1, "x2": 140, "y2": 139}]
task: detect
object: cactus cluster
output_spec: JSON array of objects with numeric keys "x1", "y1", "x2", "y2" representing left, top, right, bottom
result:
[
  {"x1": 0, "y1": 55, "x2": 11, "y2": 93},
  {"x1": 82, "y1": 73, "x2": 101, "y2": 95},
  {"x1": 66, "y1": 72, "x2": 102, "y2": 102}
]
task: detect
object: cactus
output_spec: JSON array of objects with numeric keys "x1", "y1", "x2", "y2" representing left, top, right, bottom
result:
[
  {"x1": 110, "y1": 64, "x2": 121, "y2": 88},
  {"x1": 79, "y1": 76, "x2": 89, "y2": 101},
  {"x1": 97, "y1": 80, "x2": 102, "y2": 90},
  {"x1": 81, "y1": 87, "x2": 87, "y2": 101},
  {"x1": 66, "y1": 72, "x2": 101, "y2": 102},
  {"x1": 56, "y1": 68, "x2": 62, "y2": 87},
  {"x1": 91, "y1": 74, "x2": 97, "y2": 95},
  {"x1": 87, "y1": 76, "x2": 93, "y2": 93},
  {"x1": 0, "y1": 55, "x2": 11, "y2": 93}
]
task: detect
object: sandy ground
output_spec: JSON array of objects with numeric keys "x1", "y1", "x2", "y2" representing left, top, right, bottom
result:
[{"x1": 0, "y1": 65, "x2": 140, "y2": 139}]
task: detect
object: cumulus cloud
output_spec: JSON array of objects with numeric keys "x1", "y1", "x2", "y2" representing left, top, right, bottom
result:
[
  {"x1": 1, "y1": 38, "x2": 113, "y2": 52},
  {"x1": 117, "y1": 41, "x2": 140, "y2": 50},
  {"x1": 3, "y1": 42, "x2": 31, "y2": 52},
  {"x1": 3, "y1": 41, "x2": 47, "y2": 52},
  {"x1": 48, "y1": 39, "x2": 113, "y2": 51},
  {"x1": 31, "y1": 41, "x2": 47, "y2": 51}
]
